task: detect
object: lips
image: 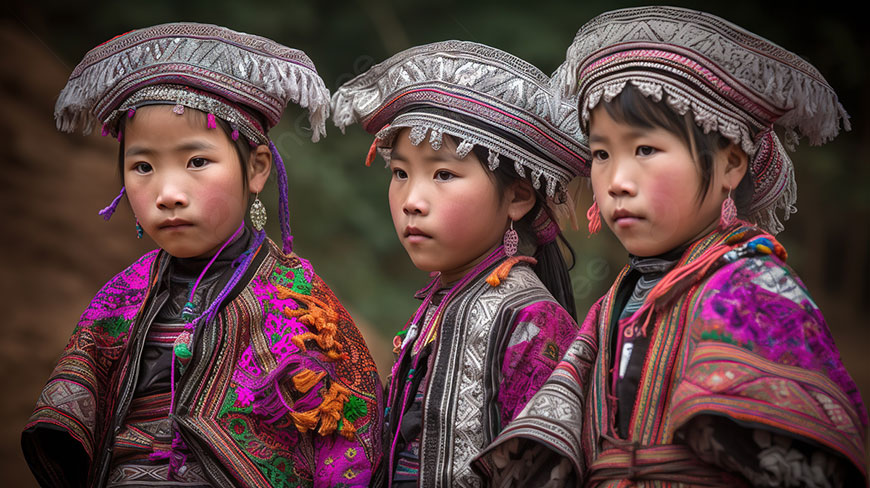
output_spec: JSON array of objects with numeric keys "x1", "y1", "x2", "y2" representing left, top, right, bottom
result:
[
  {"x1": 159, "y1": 218, "x2": 193, "y2": 230},
  {"x1": 404, "y1": 225, "x2": 431, "y2": 241},
  {"x1": 611, "y1": 208, "x2": 642, "y2": 227}
]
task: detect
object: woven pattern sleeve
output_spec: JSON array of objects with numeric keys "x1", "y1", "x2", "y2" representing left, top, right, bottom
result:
[
  {"x1": 221, "y1": 251, "x2": 382, "y2": 487},
  {"x1": 669, "y1": 255, "x2": 868, "y2": 484},
  {"x1": 498, "y1": 300, "x2": 579, "y2": 428},
  {"x1": 21, "y1": 250, "x2": 158, "y2": 486}
]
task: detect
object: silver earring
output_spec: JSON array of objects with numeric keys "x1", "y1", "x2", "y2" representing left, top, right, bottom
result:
[
  {"x1": 503, "y1": 220, "x2": 518, "y2": 257},
  {"x1": 250, "y1": 194, "x2": 267, "y2": 231}
]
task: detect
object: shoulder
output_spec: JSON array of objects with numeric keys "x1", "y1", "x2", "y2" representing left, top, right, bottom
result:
[
  {"x1": 74, "y1": 249, "x2": 160, "y2": 343},
  {"x1": 688, "y1": 252, "x2": 864, "y2": 407},
  {"x1": 692, "y1": 253, "x2": 820, "y2": 345}
]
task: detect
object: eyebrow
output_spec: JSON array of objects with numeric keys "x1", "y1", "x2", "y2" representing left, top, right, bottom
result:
[
  {"x1": 125, "y1": 140, "x2": 218, "y2": 158},
  {"x1": 589, "y1": 127, "x2": 650, "y2": 144}
]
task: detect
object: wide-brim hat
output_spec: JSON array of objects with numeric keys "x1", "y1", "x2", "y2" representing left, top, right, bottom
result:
[{"x1": 555, "y1": 6, "x2": 850, "y2": 233}]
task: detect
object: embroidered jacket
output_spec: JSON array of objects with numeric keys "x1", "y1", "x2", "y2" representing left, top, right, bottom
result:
[
  {"x1": 22, "y1": 240, "x2": 382, "y2": 488},
  {"x1": 476, "y1": 225, "x2": 868, "y2": 487},
  {"x1": 386, "y1": 256, "x2": 579, "y2": 487}
]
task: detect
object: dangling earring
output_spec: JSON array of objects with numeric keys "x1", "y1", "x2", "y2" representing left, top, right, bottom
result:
[
  {"x1": 719, "y1": 187, "x2": 737, "y2": 229},
  {"x1": 135, "y1": 219, "x2": 144, "y2": 239},
  {"x1": 503, "y1": 220, "x2": 518, "y2": 257},
  {"x1": 250, "y1": 193, "x2": 267, "y2": 231},
  {"x1": 587, "y1": 199, "x2": 601, "y2": 235}
]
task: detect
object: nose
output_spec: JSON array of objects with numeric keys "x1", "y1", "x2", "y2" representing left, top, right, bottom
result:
[
  {"x1": 607, "y1": 157, "x2": 637, "y2": 198},
  {"x1": 155, "y1": 177, "x2": 189, "y2": 209},
  {"x1": 402, "y1": 180, "x2": 429, "y2": 216}
]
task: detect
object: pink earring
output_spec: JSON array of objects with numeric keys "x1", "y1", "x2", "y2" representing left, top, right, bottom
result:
[
  {"x1": 587, "y1": 199, "x2": 601, "y2": 235},
  {"x1": 719, "y1": 187, "x2": 737, "y2": 229},
  {"x1": 503, "y1": 221, "x2": 518, "y2": 257}
]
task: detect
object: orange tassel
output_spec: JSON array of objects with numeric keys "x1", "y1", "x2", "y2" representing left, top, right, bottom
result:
[
  {"x1": 340, "y1": 419, "x2": 358, "y2": 440},
  {"x1": 290, "y1": 409, "x2": 319, "y2": 433},
  {"x1": 292, "y1": 369, "x2": 326, "y2": 393},
  {"x1": 486, "y1": 256, "x2": 538, "y2": 287},
  {"x1": 317, "y1": 383, "x2": 350, "y2": 436},
  {"x1": 281, "y1": 286, "x2": 345, "y2": 362},
  {"x1": 364, "y1": 137, "x2": 379, "y2": 167}
]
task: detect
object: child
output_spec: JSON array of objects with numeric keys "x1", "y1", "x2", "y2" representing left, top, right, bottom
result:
[
  {"x1": 21, "y1": 23, "x2": 382, "y2": 487},
  {"x1": 476, "y1": 6, "x2": 868, "y2": 487},
  {"x1": 332, "y1": 41, "x2": 589, "y2": 486}
]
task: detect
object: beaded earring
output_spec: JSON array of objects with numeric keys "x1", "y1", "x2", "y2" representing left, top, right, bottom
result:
[
  {"x1": 135, "y1": 220, "x2": 144, "y2": 239},
  {"x1": 250, "y1": 193, "x2": 267, "y2": 231},
  {"x1": 503, "y1": 220, "x2": 518, "y2": 257},
  {"x1": 719, "y1": 187, "x2": 737, "y2": 229}
]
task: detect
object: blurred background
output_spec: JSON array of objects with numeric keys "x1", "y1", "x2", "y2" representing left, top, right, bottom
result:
[{"x1": 2, "y1": 0, "x2": 867, "y2": 485}]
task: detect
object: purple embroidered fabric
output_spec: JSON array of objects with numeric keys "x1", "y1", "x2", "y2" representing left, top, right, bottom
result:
[
  {"x1": 696, "y1": 257, "x2": 867, "y2": 423},
  {"x1": 499, "y1": 301, "x2": 578, "y2": 427}
]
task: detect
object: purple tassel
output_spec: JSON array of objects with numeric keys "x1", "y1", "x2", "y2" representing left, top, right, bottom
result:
[
  {"x1": 231, "y1": 128, "x2": 239, "y2": 141},
  {"x1": 269, "y1": 141, "x2": 294, "y2": 254},
  {"x1": 127, "y1": 108, "x2": 136, "y2": 118},
  {"x1": 117, "y1": 130, "x2": 123, "y2": 141},
  {"x1": 207, "y1": 113, "x2": 217, "y2": 129},
  {"x1": 101, "y1": 124, "x2": 110, "y2": 137},
  {"x1": 98, "y1": 186, "x2": 126, "y2": 221}
]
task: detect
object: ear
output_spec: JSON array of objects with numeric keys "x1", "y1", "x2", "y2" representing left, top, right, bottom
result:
[
  {"x1": 720, "y1": 143, "x2": 748, "y2": 191},
  {"x1": 247, "y1": 144, "x2": 272, "y2": 194},
  {"x1": 506, "y1": 179, "x2": 537, "y2": 222}
]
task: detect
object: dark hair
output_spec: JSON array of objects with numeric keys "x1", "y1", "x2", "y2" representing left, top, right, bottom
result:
[
  {"x1": 467, "y1": 141, "x2": 578, "y2": 320},
  {"x1": 116, "y1": 106, "x2": 253, "y2": 187},
  {"x1": 596, "y1": 86, "x2": 753, "y2": 216}
]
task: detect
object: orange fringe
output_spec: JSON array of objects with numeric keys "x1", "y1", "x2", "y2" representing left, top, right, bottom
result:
[
  {"x1": 279, "y1": 286, "x2": 346, "y2": 361},
  {"x1": 292, "y1": 369, "x2": 327, "y2": 394},
  {"x1": 289, "y1": 382, "x2": 356, "y2": 439},
  {"x1": 485, "y1": 256, "x2": 538, "y2": 287}
]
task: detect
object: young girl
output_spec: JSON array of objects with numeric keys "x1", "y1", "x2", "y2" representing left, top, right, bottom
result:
[
  {"x1": 331, "y1": 40, "x2": 589, "y2": 486},
  {"x1": 476, "y1": 6, "x2": 868, "y2": 487},
  {"x1": 21, "y1": 23, "x2": 382, "y2": 487}
]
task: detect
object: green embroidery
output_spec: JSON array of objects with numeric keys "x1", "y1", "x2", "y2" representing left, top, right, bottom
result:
[
  {"x1": 225, "y1": 416, "x2": 300, "y2": 487},
  {"x1": 701, "y1": 330, "x2": 740, "y2": 346},
  {"x1": 289, "y1": 268, "x2": 311, "y2": 295},
  {"x1": 343, "y1": 395, "x2": 368, "y2": 422},
  {"x1": 218, "y1": 386, "x2": 252, "y2": 419},
  {"x1": 93, "y1": 317, "x2": 131, "y2": 338},
  {"x1": 271, "y1": 264, "x2": 312, "y2": 295}
]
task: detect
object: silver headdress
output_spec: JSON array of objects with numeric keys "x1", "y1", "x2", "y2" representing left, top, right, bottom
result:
[
  {"x1": 332, "y1": 40, "x2": 589, "y2": 200},
  {"x1": 555, "y1": 6, "x2": 850, "y2": 234},
  {"x1": 55, "y1": 22, "x2": 331, "y2": 143},
  {"x1": 56, "y1": 22, "x2": 333, "y2": 255}
]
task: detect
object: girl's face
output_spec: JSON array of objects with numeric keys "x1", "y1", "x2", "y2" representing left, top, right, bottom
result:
[
  {"x1": 123, "y1": 106, "x2": 266, "y2": 258},
  {"x1": 388, "y1": 129, "x2": 513, "y2": 284},
  {"x1": 589, "y1": 105, "x2": 738, "y2": 257}
]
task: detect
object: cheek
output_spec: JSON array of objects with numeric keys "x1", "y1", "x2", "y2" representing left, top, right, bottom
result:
[
  {"x1": 125, "y1": 186, "x2": 149, "y2": 218},
  {"x1": 387, "y1": 183, "x2": 403, "y2": 227},
  {"x1": 199, "y1": 183, "x2": 245, "y2": 235}
]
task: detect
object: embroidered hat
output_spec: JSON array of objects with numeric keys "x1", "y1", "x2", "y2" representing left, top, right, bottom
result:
[
  {"x1": 332, "y1": 40, "x2": 589, "y2": 201},
  {"x1": 55, "y1": 22, "x2": 333, "y2": 253},
  {"x1": 556, "y1": 6, "x2": 850, "y2": 234}
]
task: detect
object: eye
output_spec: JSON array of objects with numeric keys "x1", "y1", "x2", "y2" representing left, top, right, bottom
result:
[
  {"x1": 636, "y1": 145, "x2": 657, "y2": 157},
  {"x1": 392, "y1": 168, "x2": 408, "y2": 180},
  {"x1": 131, "y1": 162, "x2": 153, "y2": 174},
  {"x1": 188, "y1": 157, "x2": 210, "y2": 169},
  {"x1": 592, "y1": 149, "x2": 609, "y2": 161},
  {"x1": 434, "y1": 170, "x2": 455, "y2": 181}
]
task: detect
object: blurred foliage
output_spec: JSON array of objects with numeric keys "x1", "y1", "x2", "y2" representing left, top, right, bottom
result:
[{"x1": 5, "y1": 0, "x2": 867, "y2": 338}]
